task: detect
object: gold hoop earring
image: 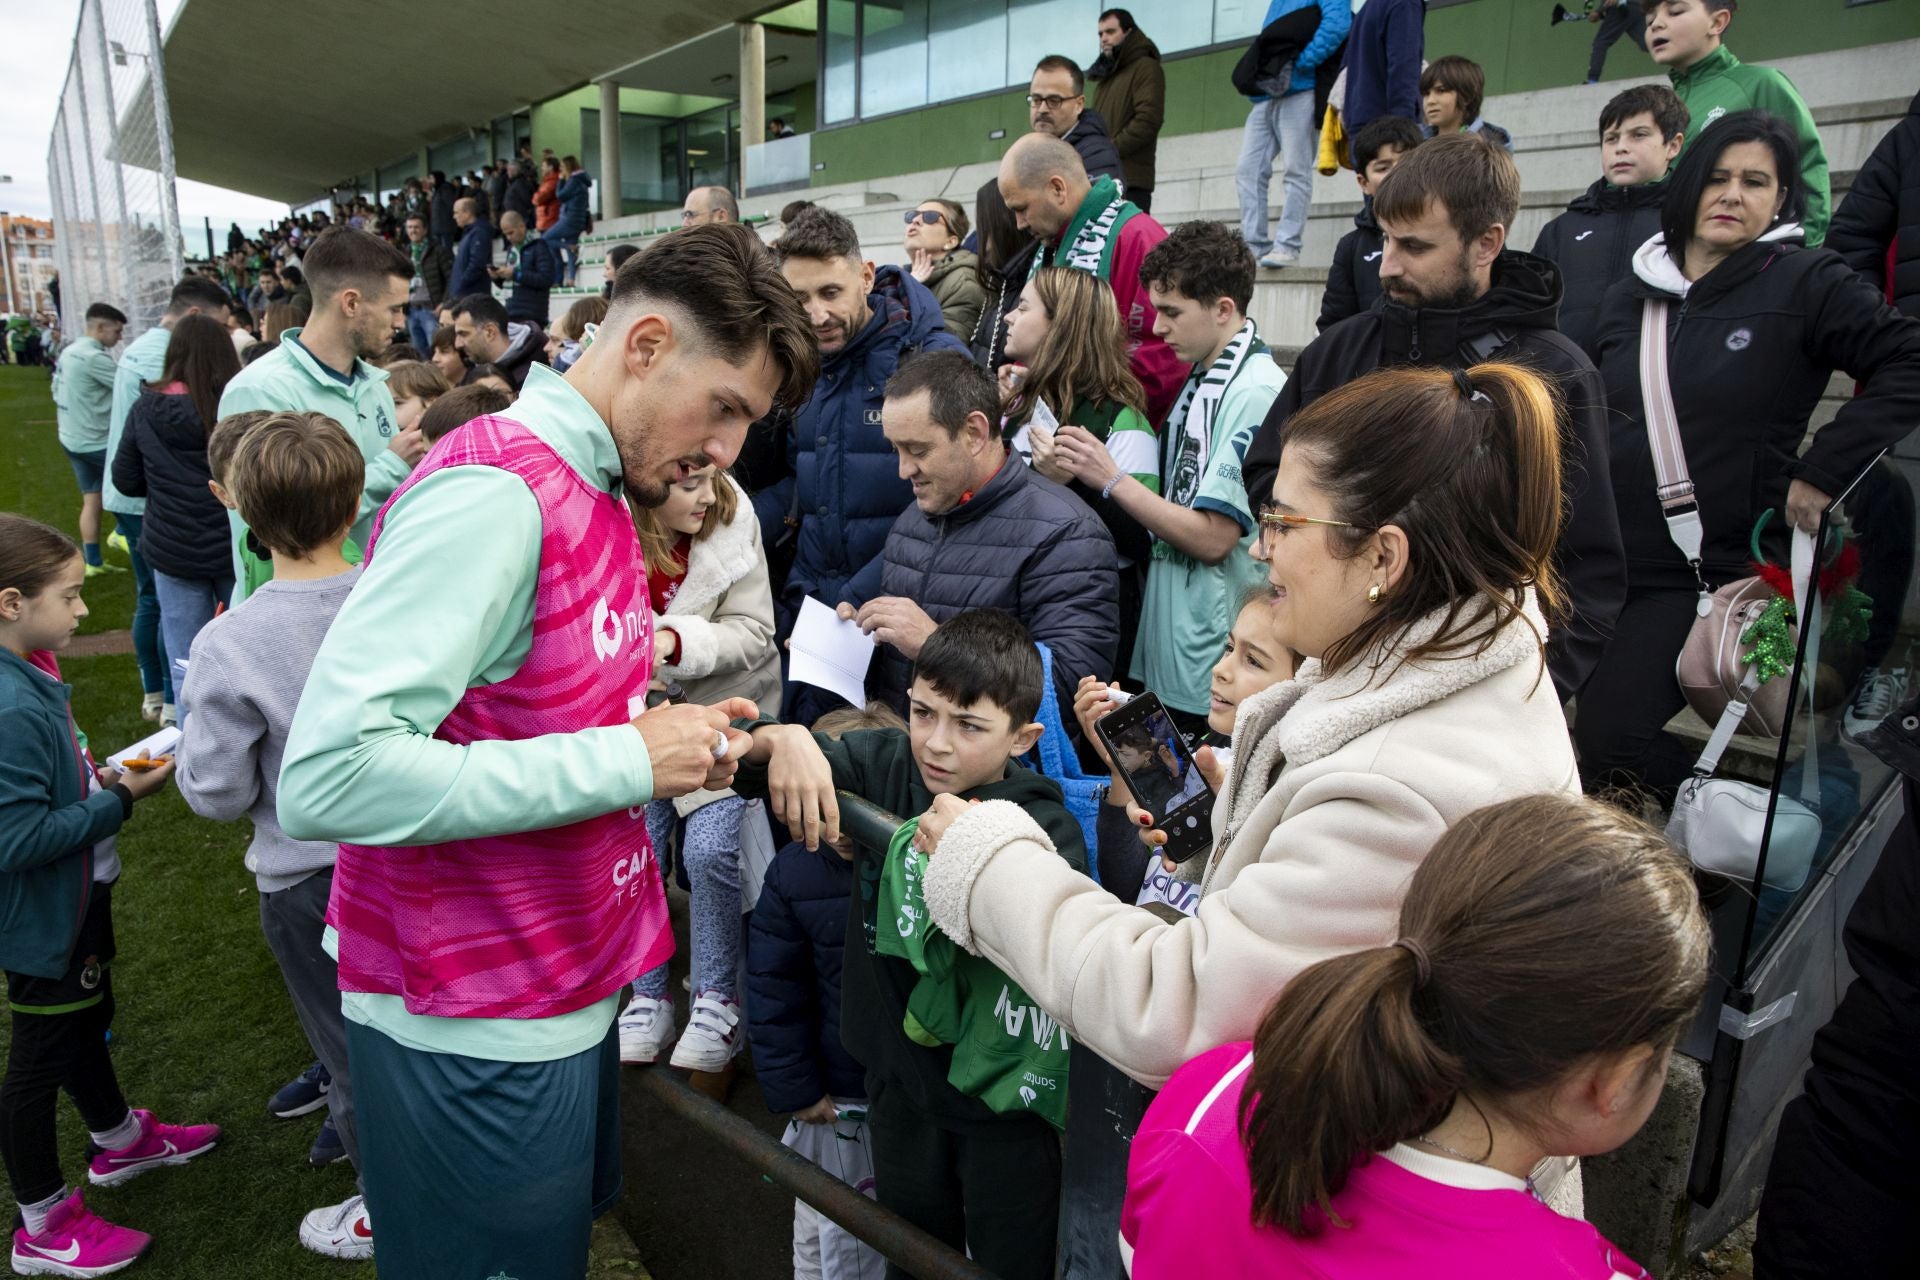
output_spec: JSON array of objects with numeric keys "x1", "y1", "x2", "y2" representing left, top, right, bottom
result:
[{"x1": 1367, "y1": 583, "x2": 1382, "y2": 605}]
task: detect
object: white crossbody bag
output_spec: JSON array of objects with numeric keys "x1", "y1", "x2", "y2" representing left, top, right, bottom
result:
[{"x1": 1638, "y1": 297, "x2": 1822, "y2": 892}]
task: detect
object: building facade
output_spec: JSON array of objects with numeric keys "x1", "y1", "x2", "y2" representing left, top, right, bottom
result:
[{"x1": 1, "y1": 214, "x2": 58, "y2": 316}]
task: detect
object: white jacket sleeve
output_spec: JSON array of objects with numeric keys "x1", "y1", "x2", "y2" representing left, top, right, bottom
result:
[
  {"x1": 920, "y1": 771, "x2": 1443, "y2": 1088},
  {"x1": 659, "y1": 515, "x2": 776, "y2": 684}
]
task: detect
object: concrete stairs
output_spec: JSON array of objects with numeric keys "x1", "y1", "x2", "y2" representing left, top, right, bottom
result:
[{"x1": 542, "y1": 41, "x2": 1914, "y2": 352}]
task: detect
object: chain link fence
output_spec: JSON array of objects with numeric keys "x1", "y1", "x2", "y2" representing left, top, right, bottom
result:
[{"x1": 46, "y1": 0, "x2": 182, "y2": 339}]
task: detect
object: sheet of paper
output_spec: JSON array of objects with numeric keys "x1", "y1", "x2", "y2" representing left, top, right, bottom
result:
[
  {"x1": 109, "y1": 725, "x2": 181, "y2": 768},
  {"x1": 789, "y1": 596, "x2": 875, "y2": 708}
]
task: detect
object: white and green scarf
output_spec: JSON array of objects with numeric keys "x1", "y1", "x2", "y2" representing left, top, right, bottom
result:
[
  {"x1": 1033, "y1": 175, "x2": 1139, "y2": 282},
  {"x1": 1162, "y1": 318, "x2": 1260, "y2": 514}
]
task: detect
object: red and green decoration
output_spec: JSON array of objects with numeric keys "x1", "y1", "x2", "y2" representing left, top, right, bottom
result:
[{"x1": 1742, "y1": 512, "x2": 1872, "y2": 686}]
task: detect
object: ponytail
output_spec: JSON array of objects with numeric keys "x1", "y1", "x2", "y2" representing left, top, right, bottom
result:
[{"x1": 1238, "y1": 793, "x2": 1709, "y2": 1236}]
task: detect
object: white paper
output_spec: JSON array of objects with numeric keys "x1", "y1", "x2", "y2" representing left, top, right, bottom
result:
[
  {"x1": 108, "y1": 725, "x2": 181, "y2": 769},
  {"x1": 790, "y1": 597, "x2": 875, "y2": 708},
  {"x1": 1008, "y1": 397, "x2": 1060, "y2": 467}
]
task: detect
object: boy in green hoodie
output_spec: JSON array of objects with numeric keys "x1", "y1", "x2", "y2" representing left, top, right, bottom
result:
[
  {"x1": 1643, "y1": 0, "x2": 1830, "y2": 244},
  {"x1": 735, "y1": 608, "x2": 1084, "y2": 1280}
]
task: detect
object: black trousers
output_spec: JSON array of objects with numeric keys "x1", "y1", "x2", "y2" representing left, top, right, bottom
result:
[
  {"x1": 867, "y1": 1078, "x2": 1061, "y2": 1280},
  {"x1": 1587, "y1": 5, "x2": 1647, "y2": 81},
  {"x1": 1571, "y1": 586, "x2": 1700, "y2": 800},
  {"x1": 1754, "y1": 776, "x2": 1920, "y2": 1276},
  {"x1": 0, "y1": 888, "x2": 129, "y2": 1206}
]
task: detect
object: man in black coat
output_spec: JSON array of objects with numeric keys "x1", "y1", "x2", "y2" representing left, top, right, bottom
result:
[
  {"x1": 1829, "y1": 90, "x2": 1920, "y2": 319},
  {"x1": 1245, "y1": 134, "x2": 1625, "y2": 701},
  {"x1": 503, "y1": 159, "x2": 537, "y2": 226},
  {"x1": 1028, "y1": 55, "x2": 1125, "y2": 188},
  {"x1": 841, "y1": 352, "x2": 1118, "y2": 725},
  {"x1": 427, "y1": 171, "x2": 457, "y2": 249}
]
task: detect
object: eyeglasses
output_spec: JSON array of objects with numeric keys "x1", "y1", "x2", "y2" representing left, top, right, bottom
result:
[
  {"x1": 1256, "y1": 503, "x2": 1375, "y2": 543},
  {"x1": 902, "y1": 210, "x2": 947, "y2": 226},
  {"x1": 1025, "y1": 93, "x2": 1080, "y2": 109}
]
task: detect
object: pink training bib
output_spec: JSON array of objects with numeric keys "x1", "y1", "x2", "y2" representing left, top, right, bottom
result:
[{"x1": 329, "y1": 414, "x2": 672, "y2": 1019}]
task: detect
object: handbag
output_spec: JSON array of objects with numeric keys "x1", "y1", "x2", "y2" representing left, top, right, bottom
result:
[
  {"x1": 1027, "y1": 644, "x2": 1106, "y2": 884},
  {"x1": 1665, "y1": 530, "x2": 1823, "y2": 894},
  {"x1": 1640, "y1": 297, "x2": 1797, "y2": 736}
]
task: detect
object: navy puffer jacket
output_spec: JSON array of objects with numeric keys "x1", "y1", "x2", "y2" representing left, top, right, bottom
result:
[
  {"x1": 852, "y1": 455, "x2": 1119, "y2": 718},
  {"x1": 746, "y1": 842, "x2": 866, "y2": 1113},
  {"x1": 753, "y1": 266, "x2": 969, "y2": 619},
  {"x1": 110, "y1": 388, "x2": 231, "y2": 581}
]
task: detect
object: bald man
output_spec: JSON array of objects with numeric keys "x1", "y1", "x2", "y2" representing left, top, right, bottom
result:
[
  {"x1": 997, "y1": 132, "x2": 1183, "y2": 424},
  {"x1": 681, "y1": 185, "x2": 740, "y2": 228},
  {"x1": 490, "y1": 211, "x2": 560, "y2": 322}
]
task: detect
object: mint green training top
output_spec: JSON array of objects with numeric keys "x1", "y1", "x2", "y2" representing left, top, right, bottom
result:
[
  {"x1": 283, "y1": 364, "x2": 656, "y2": 1061},
  {"x1": 53, "y1": 336, "x2": 119, "y2": 454},
  {"x1": 216, "y1": 328, "x2": 411, "y2": 604},
  {"x1": 103, "y1": 326, "x2": 171, "y2": 517}
]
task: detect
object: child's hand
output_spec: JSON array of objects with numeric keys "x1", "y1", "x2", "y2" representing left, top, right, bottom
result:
[
  {"x1": 118, "y1": 756, "x2": 176, "y2": 802},
  {"x1": 793, "y1": 1096, "x2": 839, "y2": 1125},
  {"x1": 766, "y1": 727, "x2": 840, "y2": 851}
]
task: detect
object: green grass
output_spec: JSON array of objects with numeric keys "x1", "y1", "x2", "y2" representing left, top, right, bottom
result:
[{"x1": 2, "y1": 367, "x2": 371, "y2": 1277}]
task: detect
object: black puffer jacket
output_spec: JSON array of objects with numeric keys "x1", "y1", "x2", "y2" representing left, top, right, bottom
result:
[
  {"x1": 745, "y1": 842, "x2": 866, "y2": 1114},
  {"x1": 1247, "y1": 251, "x2": 1627, "y2": 701},
  {"x1": 1827, "y1": 91, "x2": 1920, "y2": 318},
  {"x1": 1063, "y1": 108, "x2": 1125, "y2": 188},
  {"x1": 110, "y1": 389, "x2": 230, "y2": 580},
  {"x1": 1531, "y1": 178, "x2": 1669, "y2": 358},
  {"x1": 1317, "y1": 200, "x2": 1385, "y2": 332},
  {"x1": 1594, "y1": 234, "x2": 1920, "y2": 590},
  {"x1": 849, "y1": 456, "x2": 1119, "y2": 718}
]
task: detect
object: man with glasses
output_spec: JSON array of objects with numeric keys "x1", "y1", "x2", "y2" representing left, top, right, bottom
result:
[
  {"x1": 1028, "y1": 55, "x2": 1124, "y2": 187},
  {"x1": 681, "y1": 185, "x2": 739, "y2": 229},
  {"x1": 1044, "y1": 220, "x2": 1283, "y2": 737},
  {"x1": 1242, "y1": 134, "x2": 1626, "y2": 701}
]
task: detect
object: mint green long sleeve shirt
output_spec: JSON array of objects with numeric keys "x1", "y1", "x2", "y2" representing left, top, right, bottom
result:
[
  {"x1": 53, "y1": 336, "x2": 119, "y2": 453},
  {"x1": 102, "y1": 326, "x2": 170, "y2": 516},
  {"x1": 280, "y1": 363, "x2": 654, "y2": 1060}
]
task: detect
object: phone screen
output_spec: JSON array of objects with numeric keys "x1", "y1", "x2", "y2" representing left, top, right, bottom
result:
[{"x1": 1107, "y1": 706, "x2": 1209, "y2": 825}]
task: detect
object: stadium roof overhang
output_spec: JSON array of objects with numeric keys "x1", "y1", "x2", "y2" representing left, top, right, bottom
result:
[{"x1": 158, "y1": 0, "x2": 781, "y2": 204}]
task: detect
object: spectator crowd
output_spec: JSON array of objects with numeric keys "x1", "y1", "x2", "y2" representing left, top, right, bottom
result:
[{"x1": 7, "y1": 3, "x2": 1920, "y2": 1279}]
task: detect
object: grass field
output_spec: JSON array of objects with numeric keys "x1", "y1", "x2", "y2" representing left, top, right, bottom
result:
[{"x1": 1, "y1": 365, "x2": 372, "y2": 1277}]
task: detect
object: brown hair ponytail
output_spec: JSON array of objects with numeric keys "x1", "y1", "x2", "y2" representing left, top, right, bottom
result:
[{"x1": 1239, "y1": 793, "x2": 1708, "y2": 1235}]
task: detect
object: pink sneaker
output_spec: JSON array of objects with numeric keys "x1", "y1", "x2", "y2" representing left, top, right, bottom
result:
[
  {"x1": 86, "y1": 1110, "x2": 220, "y2": 1188},
  {"x1": 10, "y1": 1189, "x2": 149, "y2": 1277}
]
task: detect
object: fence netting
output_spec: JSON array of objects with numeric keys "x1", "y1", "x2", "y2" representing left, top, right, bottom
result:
[{"x1": 46, "y1": 0, "x2": 182, "y2": 339}]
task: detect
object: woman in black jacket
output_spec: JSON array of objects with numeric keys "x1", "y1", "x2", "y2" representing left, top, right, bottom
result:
[
  {"x1": 111, "y1": 315, "x2": 243, "y2": 672},
  {"x1": 1576, "y1": 111, "x2": 1920, "y2": 798}
]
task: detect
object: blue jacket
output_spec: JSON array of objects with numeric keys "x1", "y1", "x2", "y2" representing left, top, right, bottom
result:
[
  {"x1": 752, "y1": 266, "x2": 968, "y2": 617},
  {"x1": 504, "y1": 233, "x2": 559, "y2": 322},
  {"x1": 550, "y1": 171, "x2": 593, "y2": 241},
  {"x1": 1343, "y1": 0, "x2": 1424, "y2": 137},
  {"x1": 0, "y1": 650, "x2": 124, "y2": 979},
  {"x1": 746, "y1": 841, "x2": 867, "y2": 1112},
  {"x1": 1253, "y1": 0, "x2": 1353, "y2": 101},
  {"x1": 447, "y1": 219, "x2": 494, "y2": 301}
]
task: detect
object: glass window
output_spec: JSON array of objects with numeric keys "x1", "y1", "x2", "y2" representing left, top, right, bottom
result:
[
  {"x1": 928, "y1": 0, "x2": 1008, "y2": 103},
  {"x1": 579, "y1": 109, "x2": 682, "y2": 211},
  {"x1": 1211, "y1": 0, "x2": 1267, "y2": 44},
  {"x1": 823, "y1": 0, "x2": 859, "y2": 124},
  {"x1": 860, "y1": 0, "x2": 929, "y2": 118},
  {"x1": 1007, "y1": 0, "x2": 1096, "y2": 90},
  {"x1": 1109, "y1": 2, "x2": 1211, "y2": 58}
]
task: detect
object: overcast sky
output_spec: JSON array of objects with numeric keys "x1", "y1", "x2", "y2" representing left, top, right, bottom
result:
[{"x1": 1, "y1": 0, "x2": 290, "y2": 239}]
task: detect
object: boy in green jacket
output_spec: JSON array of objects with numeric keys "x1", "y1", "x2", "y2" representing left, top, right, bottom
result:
[
  {"x1": 1643, "y1": 0, "x2": 1830, "y2": 244},
  {"x1": 736, "y1": 608, "x2": 1084, "y2": 1280}
]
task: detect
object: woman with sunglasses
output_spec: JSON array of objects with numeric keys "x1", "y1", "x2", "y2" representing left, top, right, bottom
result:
[
  {"x1": 902, "y1": 199, "x2": 986, "y2": 341},
  {"x1": 863, "y1": 363, "x2": 1584, "y2": 1224}
]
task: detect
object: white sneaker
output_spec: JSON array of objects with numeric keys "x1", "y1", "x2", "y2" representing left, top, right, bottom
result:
[
  {"x1": 298, "y1": 1193, "x2": 373, "y2": 1261},
  {"x1": 1257, "y1": 247, "x2": 1299, "y2": 269},
  {"x1": 140, "y1": 692, "x2": 163, "y2": 723},
  {"x1": 1844, "y1": 666, "x2": 1907, "y2": 740},
  {"x1": 617, "y1": 995, "x2": 675, "y2": 1065},
  {"x1": 668, "y1": 992, "x2": 744, "y2": 1072}
]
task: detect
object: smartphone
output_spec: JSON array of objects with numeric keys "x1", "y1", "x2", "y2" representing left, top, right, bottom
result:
[{"x1": 1094, "y1": 691, "x2": 1214, "y2": 864}]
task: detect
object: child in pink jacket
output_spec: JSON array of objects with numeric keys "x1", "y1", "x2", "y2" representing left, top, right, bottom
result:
[{"x1": 1120, "y1": 791, "x2": 1710, "y2": 1278}]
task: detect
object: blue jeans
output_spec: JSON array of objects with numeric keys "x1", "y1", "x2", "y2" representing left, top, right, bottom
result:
[
  {"x1": 406, "y1": 306, "x2": 438, "y2": 354},
  {"x1": 152, "y1": 570, "x2": 233, "y2": 673},
  {"x1": 634, "y1": 796, "x2": 746, "y2": 1001},
  {"x1": 1235, "y1": 92, "x2": 1317, "y2": 257},
  {"x1": 114, "y1": 512, "x2": 171, "y2": 700}
]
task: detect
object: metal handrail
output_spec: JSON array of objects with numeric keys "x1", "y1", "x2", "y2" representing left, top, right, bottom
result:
[{"x1": 630, "y1": 791, "x2": 994, "y2": 1280}]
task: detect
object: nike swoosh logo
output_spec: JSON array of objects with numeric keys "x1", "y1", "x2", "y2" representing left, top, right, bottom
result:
[
  {"x1": 353, "y1": 1219, "x2": 373, "y2": 1239},
  {"x1": 108, "y1": 1138, "x2": 176, "y2": 1164},
  {"x1": 1575, "y1": 231, "x2": 1594, "y2": 241},
  {"x1": 21, "y1": 1241, "x2": 83, "y2": 1263}
]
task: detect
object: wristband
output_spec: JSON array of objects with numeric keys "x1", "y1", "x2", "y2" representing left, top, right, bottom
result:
[
  {"x1": 1100, "y1": 473, "x2": 1124, "y2": 502},
  {"x1": 109, "y1": 783, "x2": 134, "y2": 820}
]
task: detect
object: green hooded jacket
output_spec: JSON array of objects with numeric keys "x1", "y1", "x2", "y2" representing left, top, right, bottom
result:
[{"x1": 1670, "y1": 46, "x2": 1831, "y2": 246}]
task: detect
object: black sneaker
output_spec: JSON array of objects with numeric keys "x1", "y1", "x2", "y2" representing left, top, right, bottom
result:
[
  {"x1": 308, "y1": 1116, "x2": 348, "y2": 1169},
  {"x1": 269, "y1": 1061, "x2": 331, "y2": 1119}
]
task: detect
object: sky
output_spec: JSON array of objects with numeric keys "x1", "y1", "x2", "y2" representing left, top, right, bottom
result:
[{"x1": 1, "y1": 0, "x2": 290, "y2": 242}]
